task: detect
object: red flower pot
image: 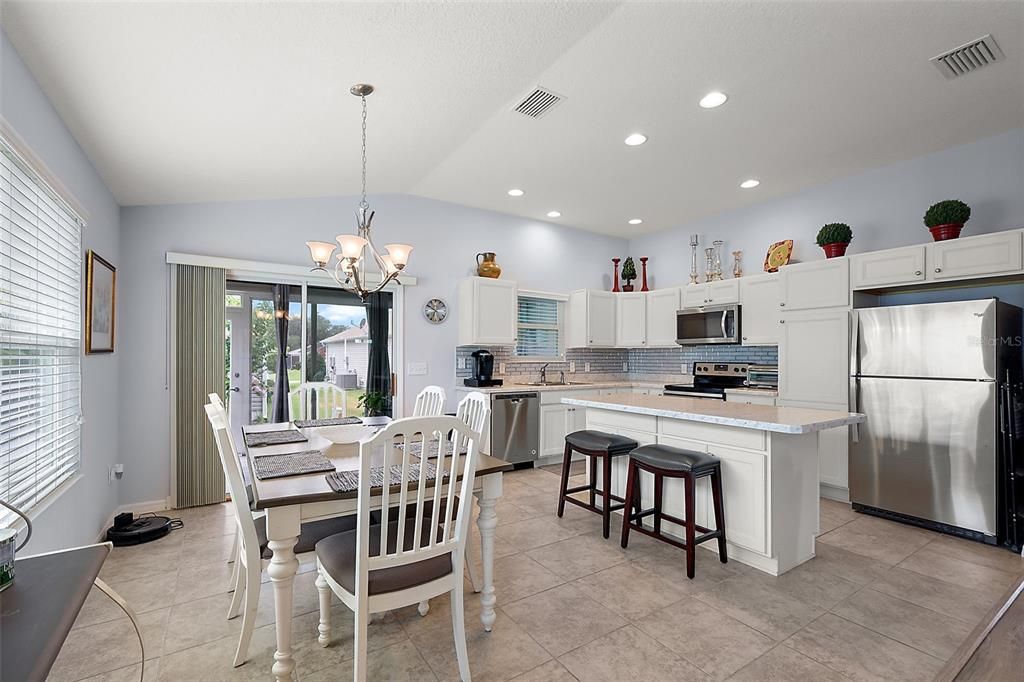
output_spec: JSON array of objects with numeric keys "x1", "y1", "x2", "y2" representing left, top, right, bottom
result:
[
  {"x1": 929, "y1": 224, "x2": 964, "y2": 241},
  {"x1": 821, "y1": 242, "x2": 849, "y2": 258}
]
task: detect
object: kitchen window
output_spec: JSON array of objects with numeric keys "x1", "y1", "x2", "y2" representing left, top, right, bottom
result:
[
  {"x1": 515, "y1": 294, "x2": 563, "y2": 359},
  {"x1": 0, "y1": 135, "x2": 84, "y2": 524}
]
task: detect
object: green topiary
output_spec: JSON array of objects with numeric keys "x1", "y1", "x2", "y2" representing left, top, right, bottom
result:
[
  {"x1": 924, "y1": 199, "x2": 971, "y2": 228},
  {"x1": 621, "y1": 256, "x2": 637, "y2": 281},
  {"x1": 816, "y1": 222, "x2": 853, "y2": 246}
]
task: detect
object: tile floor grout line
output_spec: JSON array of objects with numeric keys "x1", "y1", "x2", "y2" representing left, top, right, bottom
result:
[{"x1": 824, "y1": 609, "x2": 950, "y2": 665}]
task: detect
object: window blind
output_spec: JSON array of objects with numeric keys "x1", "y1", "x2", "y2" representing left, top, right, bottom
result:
[
  {"x1": 0, "y1": 137, "x2": 84, "y2": 524},
  {"x1": 515, "y1": 296, "x2": 561, "y2": 358}
]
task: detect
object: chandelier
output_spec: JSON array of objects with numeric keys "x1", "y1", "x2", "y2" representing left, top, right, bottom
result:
[{"x1": 306, "y1": 84, "x2": 412, "y2": 301}]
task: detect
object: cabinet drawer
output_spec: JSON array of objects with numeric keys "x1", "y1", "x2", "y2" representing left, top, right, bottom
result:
[
  {"x1": 927, "y1": 231, "x2": 1023, "y2": 281},
  {"x1": 586, "y1": 409, "x2": 657, "y2": 434},
  {"x1": 657, "y1": 418, "x2": 766, "y2": 451},
  {"x1": 726, "y1": 393, "x2": 776, "y2": 406},
  {"x1": 851, "y1": 246, "x2": 927, "y2": 289}
]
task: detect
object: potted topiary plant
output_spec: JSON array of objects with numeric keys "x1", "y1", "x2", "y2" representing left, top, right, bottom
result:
[
  {"x1": 357, "y1": 391, "x2": 389, "y2": 418},
  {"x1": 816, "y1": 223, "x2": 853, "y2": 258},
  {"x1": 924, "y1": 199, "x2": 971, "y2": 241},
  {"x1": 621, "y1": 257, "x2": 637, "y2": 292}
]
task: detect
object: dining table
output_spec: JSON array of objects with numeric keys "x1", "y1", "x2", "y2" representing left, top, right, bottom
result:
[{"x1": 242, "y1": 420, "x2": 512, "y2": 682}]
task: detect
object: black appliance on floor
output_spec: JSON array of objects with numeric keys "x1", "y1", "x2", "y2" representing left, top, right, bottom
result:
[{"x1": 464, "y1": 349, "x2": 502, "y2": 387}]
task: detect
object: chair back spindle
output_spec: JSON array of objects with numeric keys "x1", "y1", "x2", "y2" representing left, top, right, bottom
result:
[{"x1": 412, "y1": 386, "x2": 446, "y2": 417}]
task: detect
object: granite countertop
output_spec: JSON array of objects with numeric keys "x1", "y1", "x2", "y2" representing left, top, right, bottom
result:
[
  {"x1": 454, "y1": 379, "x2": 679, "y2": 394},
  {"x1": 724, "y1": 387, "x2": 780, "y2": 397},
  {"x1": 561, "y1": 394, "x2": 864, "y2": 434}
]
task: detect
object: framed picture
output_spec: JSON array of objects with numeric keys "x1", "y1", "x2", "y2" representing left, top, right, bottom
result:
[{"x1": 85, "y1": 250, "x2": 116, "y2": 353}]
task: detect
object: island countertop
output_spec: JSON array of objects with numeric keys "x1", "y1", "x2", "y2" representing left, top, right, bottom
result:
[{"x1": 561, "y1": 394, "x2": 865, "y2": 434}]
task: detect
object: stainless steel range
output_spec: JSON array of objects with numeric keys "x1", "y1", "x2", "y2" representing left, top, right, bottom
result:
[{"x1": 665, "y1": 363, "x2": 750, "y2": 400}]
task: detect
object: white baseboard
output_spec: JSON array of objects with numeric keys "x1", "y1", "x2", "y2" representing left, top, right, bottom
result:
[
  {"x1": 820, "y1": 483, "x2": 850, "y2": 503},
  {"x1": 96, "y1": 498, "x2": 172, "y2": 542}
]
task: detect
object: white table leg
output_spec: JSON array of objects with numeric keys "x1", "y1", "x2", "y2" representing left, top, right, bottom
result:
[
  {"x1": 265, "y1": 506, "x2": 301, "y2": 682},
  {"x1": 474, "y1": 472, "x2": 502, "y2": 632}
]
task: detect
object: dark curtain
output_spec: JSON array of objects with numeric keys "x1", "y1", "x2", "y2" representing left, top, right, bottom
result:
[
  {"x1": 365, "y1": 291, "x2": 392, "y2": 416},
  {"x1": 270, "y1": 284, "x2": 291, "y2": 422}
]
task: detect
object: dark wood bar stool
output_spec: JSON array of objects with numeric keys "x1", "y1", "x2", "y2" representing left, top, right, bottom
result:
[
  {"x1": 620, "y1": 443, "x2": 728, "y2": 579},
  {"x1": 557, "y1": 430, "x2": 639, "y2": 538}
]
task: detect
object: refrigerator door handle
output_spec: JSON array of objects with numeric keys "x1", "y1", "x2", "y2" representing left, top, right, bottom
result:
[
  {"x1": 848, "y1": 309, "x2": 859, "y2": 379},
  {"x1": 850, "y1": 378, "x2": 860, "y2": 442}
]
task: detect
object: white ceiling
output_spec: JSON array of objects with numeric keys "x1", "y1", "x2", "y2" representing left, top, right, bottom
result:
[{"x1": 2, "y1": 1, "x2": 1022, "y2": 236}]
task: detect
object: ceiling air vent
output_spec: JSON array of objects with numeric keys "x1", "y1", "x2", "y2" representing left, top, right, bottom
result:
[
  {"x1": 930, "y1": 34, "x2": 1004, "y2": 79},
  {"x1": 513, "y1": 86, "x2": 565, "y2": 119}
]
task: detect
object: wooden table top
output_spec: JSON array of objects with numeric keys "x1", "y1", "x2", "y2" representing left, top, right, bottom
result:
[{"x1": 243, "y1": 422, "x2": 513, "y2": 510}]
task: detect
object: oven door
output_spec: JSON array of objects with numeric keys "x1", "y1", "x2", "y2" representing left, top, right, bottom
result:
[{"x1": 675, "y1": 305, "x2": 740, "y2": 345}]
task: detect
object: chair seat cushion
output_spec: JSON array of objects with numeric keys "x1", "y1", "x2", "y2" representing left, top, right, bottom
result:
[
  {"x1": 255, "y1": 514, "x2": 358, "y2": 560},
  {"x1": 565, "y1": 430, "x2": 638, "y2": 454},
  {"x1": 315, "y1": 517, "x2": 453, "y2": 596},
  {"x1": 630, "y1": 444, "x2": 719, "y2": 474}
]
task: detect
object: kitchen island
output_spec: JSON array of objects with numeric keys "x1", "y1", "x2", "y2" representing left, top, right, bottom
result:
[{"x1": 561, "y1": 394, "x2": 865, "y2": 575}]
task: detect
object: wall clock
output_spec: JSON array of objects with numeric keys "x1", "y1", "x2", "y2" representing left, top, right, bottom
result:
[{"x1": 423, "y1": 298, "x2": 448, "y2": 324}]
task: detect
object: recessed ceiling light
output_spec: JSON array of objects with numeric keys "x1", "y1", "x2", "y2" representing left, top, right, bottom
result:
[
  {"x1": 547, "y1": 211, "x2": 561, "y2": 218},
  {"x1": 628, "y1": 218, "x2": 643, "y2": 225},
  {"x1": 624, "y1": 133, "x2": 647, "y2": 146},
  {"x1": 699, "y1": 91, "x2": 728, "y2": 108},
  {"x1": 507, "y1": 188, "x2": 524, "y2": 197},
  {"x1": 740, "y1": 179, "x2": 760, "y2": 189}
]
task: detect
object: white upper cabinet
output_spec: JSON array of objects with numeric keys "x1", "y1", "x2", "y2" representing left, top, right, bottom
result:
[
  {"x1": 682, "y1": 280, "x2": 740, "y2": 309},
  {"x1": 615, "y1": 292, "x2": 647, "y2": 347},
  {"x1": 927, "y1": 231, "x2": 1023, "y2": 281},
  {"x1": 567, "y1": 289, "x2": 617, "y2": 347},
  {"x1": 780, "y1": 258, "x2": 850, "y2": 311},
  {"x1": 645, "y1": 288, "x2": 680, "y2": 347},
  {"x1": 851, "y1": 246, "x2": 927, "y2": 289},
  {"x1": 457, "y1": 277, "x2": 518, "y2": 346},
  {"x1": 778, "y1": 308, "x2": 850, "y2": 404},
  {"x1": 738, "y1": 273, "x2": 781, "y2": 345}
]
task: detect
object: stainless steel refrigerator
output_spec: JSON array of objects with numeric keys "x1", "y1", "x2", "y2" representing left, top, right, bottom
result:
[{"x1": 849, "y1": 299, "x2": 1022, "y2": 543}]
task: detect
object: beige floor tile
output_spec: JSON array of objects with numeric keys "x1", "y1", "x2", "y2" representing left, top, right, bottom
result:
[
  {"x1": 498, "y1": 517, "x2": 584, "y2": 552},
  {"x1": 182, "y1": 513, "x2": 238, "y2": 541},
  {"x1": 728, "y1": 644, "x2": 846, "y2": 681},
  {"x1": 695, "y1": 575, "x2": 825, "y2": 641},
  {"x1": 512, "y1": 659, "x2": 579, "y2": 681},
  {"x1": 817, "y1": 515, "x2": 933, "y2": 565},
  {"x1": 559, "y1": 625, "x2": 708, "y2": 682},
  {"x1": 807, "y1": 543, "x2": 890, "y2": 585},
  {"x1": 752, "y1": 559, "x2": 862, "y2": 610},
  {"x1": 923, "y1": 534, "x2": 1024, "y2": 576},
  {"x1": 830, "y1": 588, "x2": 973, "y2": 660},
  {"x1": 513, "y1": 491, "x2": 564, "y2": 519},
  {"x1": 307, "y1": 605, "x2": 409, "y2": 662},
  {"x1": 176, "y1": 532, "x2": 239, "y2": 570},
  {"x1": 572, "y1": 561, "x2": 688, "y2": 621},
  {"x1": 162, "y1": 592, "x2": 270, "y2": 655},
  {"x1": 635, "y1": 597, "x2": 773, "y2": 679},
  {"x1": 80, "y1": 659, "x2": 161, "y2": 682},
  {"x1": 303, "y1": 639, "x2": 437, "y2": 681},
  {"x1": 492, "y1": 553, "x2": 567, "y2": 603},
  {"x1": 870, "y1": 565, "x2": 1002, "y2": 624},
  {"x1": 99, "y1": 543, "x2": 184, "y2": 585},
  {"x1": 501, "y1": 478, "x2": 545, "y2": 501},
  {"x1": 525, "y1": 532, "x2": 629, "y2": 580},
  {"x1": 49, "y1": 608, "x2": 169, "y2": 681},
  {"x1": 818, "y1": 499, "x2": 859, "y2": 534},
  {"x1": 898, "y1": 544, "x2": 1020, "y2": 596},
  {"x1": 173, "y1": 558, "x2": 237, "y2": 605},
  {"x1": 511, "y1": 468, "x2": 565, "y2": 494},
  {"x1": 784, "y1": 613, "x2": 944, "y2": 682},
  {"x1": 490, "y1": 498, "x2": 541, "y2": 527},
  {"x1": 502, "y1": 583, "x2": 627, "y2": 657},
  {"x1": 627, "y1": 536, "x2": 741, "y2": 593}
]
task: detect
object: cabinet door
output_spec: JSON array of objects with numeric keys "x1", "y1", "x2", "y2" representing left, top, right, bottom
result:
[
  {"x1": 645, "y1": 288, "x2": 681, "y2": 347},
  {"x1": 780, "y1": 259, "x2": 849, "y2": 311},
  {"x1": 656, "y1": 435, "x2": 711, "y2": 530},
  {"x1": 540, "y1": 404, "x2": 571, "y2": 457},
  {"x1": 681, "y1": 284, "x2": 709, "y2": 309},
  {"x1": 616, "y1": 293, "x2": 647, "y2": 347},
  {"x1": 706, "y1": 279, "x2": 740, "y2": 305},
  {"x1": 779, "y1": 308, "x2": 850, "y2": 404},
  {"x1": 472, "y1": 278, "x2": 518, "y2": 345},
  {"x1": 851, "y1": 246, "x2": 926, "y2": 289},
  {"x1": 588, "y1": 291, "x2": 618, "y2": 347},
  {"x1": 738, "y1": 274, "x2": 781, "y2": 344},
  {"x1": 927, "y1": 231, "x2": 1024, "y2": 281},
  {"x1": 705, "y1": 444, "x2": 767, "y2": 555}
]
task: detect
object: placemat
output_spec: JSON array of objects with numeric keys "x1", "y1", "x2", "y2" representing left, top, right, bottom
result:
[
  {"x1": 403, "y1": 438, "x2": 468, "y2": 460},
  {"x1": 244, "y1": 429, "x2": 309, "y2": 447},
  {"x1": 293, "y1": 416, "x2": 362, "y2": 428},
  {"x1": 325, "y1": 460, "x2": 442, "y2": 494},
  {"x1": 252, "y1": 450, "x2": 335, "y2": 480}
]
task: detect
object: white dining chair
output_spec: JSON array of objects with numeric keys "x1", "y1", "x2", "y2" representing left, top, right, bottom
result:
[
  {"x1": 295, "y1": 381, "x2": 350, "y2": 420},
  {"x1": 314, "y1": 415, "x2": 482, "y2": 681},
  {"x1": 412, "y1": 385, "x2": 446, "y2": 417}
]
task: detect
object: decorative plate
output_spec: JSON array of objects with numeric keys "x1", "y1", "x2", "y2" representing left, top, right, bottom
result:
[
  {"x1": 423, "y1": 298, "x2": 448, "y2": 324},
  {"x1": 763, "y1": 240, "x2": 794, "y2": 273}
]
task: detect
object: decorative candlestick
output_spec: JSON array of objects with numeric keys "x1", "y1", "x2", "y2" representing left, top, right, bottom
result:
[
  {"x1": 704, "y1": 247, "x2": 715, "y2": 283},
  {"x1": 710, "y1": 240, "x2": 724, "y2": 281},
  {"x1": 688, "y1": 235, "x2": 700, "y2": 285},
  {"x1": 732, "y1": 250, "x2": 743, "y2": 278},
  {"x1": 639, "y1": 257, "x2": 649, "y2": 292},
  {"x1": 612, "y1": 257, "x2": 621, "y2": 292}
]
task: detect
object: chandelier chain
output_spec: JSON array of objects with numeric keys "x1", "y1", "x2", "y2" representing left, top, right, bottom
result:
[{"x1": 359, "y1": 94, "x2": 368, "y2": 210}]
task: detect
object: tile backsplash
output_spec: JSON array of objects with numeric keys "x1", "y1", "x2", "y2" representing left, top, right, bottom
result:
[{"x1": 456, "y1": 344, "x2": 777, "y2": 382}]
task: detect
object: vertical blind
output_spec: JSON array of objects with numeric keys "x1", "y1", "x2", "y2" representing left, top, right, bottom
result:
[
  {"x1": 515, "y1": 296, "x2": 561, "y2": 358},
  {"x1": 0, "y1": 137, "x2": 84, "y2": 524}
]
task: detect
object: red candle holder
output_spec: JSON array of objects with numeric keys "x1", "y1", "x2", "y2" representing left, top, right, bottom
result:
[
  {"x1": 640, "y1": 257, "x2": 649, "y2": 292},
  {"x1": 612, "y1": 258, "x2": 621, "y2": 292}
]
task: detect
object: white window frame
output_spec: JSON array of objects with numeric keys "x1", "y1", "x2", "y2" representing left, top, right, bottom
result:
[{"x1": 514, "y1": 289, "x2": 567, "y2": 362}]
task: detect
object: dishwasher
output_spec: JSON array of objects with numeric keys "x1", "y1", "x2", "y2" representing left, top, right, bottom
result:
[{"x1": 490, "y1": 392, "x2": 539, "y2": 464}]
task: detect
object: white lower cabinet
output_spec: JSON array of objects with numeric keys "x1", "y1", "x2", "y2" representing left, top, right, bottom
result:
[
  {"x1": 705, "y1": 444, "x2": 768, "y2": 555},
  {"x1": 725, "y1": 392, "x2": 776, "y2": 406},
  {"x1": 656, "y1": 435, "x2": 712, "y2": 531}
]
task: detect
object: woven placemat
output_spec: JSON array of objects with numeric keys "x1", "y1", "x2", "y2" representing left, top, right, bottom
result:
[
  {"x1": 325, "y1": 460, "x2": 442, "y2": 494},
  {"x1": 244, "y1": 429, "x2": 309, "y2": 447},
  {"x1": 293, "y1": 416, "x2": 362, "y2": 428},
  {"x1": 403, "y1": 438, "x2": 468, "y2": 460},
  {"x1": 252, "y1": 450, "x2": 335, "y2": 480}
]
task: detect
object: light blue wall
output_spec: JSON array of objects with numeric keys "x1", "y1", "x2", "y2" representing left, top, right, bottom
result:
[
  {"x1": 1, "y1": 30, "x2": 121, "y2": 551},
  {"x1": 631, "y1": 129, "x2": 1024, "y2": 289}
]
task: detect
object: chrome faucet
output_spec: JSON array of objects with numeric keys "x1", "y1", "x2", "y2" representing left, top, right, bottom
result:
[
  {"x1": 559, "y1": 370, "x2": 566, "y2": 384},
  {"x1": 539, "y1": 363, "x2": 550, "y2": 384}
]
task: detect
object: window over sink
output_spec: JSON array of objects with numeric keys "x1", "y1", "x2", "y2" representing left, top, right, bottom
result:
[{"x1": 515, "y1": 294, "x2": 563, "y2": 360}]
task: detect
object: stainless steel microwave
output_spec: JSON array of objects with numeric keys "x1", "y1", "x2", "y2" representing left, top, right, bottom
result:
[{"x1": 676, "y1": 304, "x2": 741, "y2": 345}]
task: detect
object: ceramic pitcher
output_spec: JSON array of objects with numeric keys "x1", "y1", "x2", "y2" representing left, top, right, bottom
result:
[{"x1": 476, "y1": 252, "x2": 501, "y2": 278}]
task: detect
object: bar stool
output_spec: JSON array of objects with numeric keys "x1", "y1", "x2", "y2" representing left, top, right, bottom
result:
[
  {"x1": 557, "y1": 430, "x2": 639, "y2": 538},
  {"x1": 620, "y1": 443, "x2": 727, "y2": 579}
]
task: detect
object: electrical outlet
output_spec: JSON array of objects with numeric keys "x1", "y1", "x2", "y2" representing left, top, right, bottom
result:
[
  {"x1": 569, "y1": 360, "x2": 576, "y2": 373},
  {"x1": 456, "y1": 357, "x2": 466, "y2": 370},
  {"x1": 584, "y1": 362, "x2": 591, "y2": 373},
  {"x1": 109, "y1": 463, "x2": 124, "y2": 483},
  {"x1": 407, "y1": 362, "x2": 428, "y2": 376},
  {"x1": 499, "y1": 362, "x2": 507, "y2": 375},
  {"x1": 622, "y1": 362, "x2": 628, "y2": 372},
  {"x1": 681, "y1": 363, "x2": 688, "y2": 374}
]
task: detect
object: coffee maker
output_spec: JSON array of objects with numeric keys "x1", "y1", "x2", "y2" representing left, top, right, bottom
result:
[{"x1": 464, "y1": 349, "x2": 502, "y2": 387}]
